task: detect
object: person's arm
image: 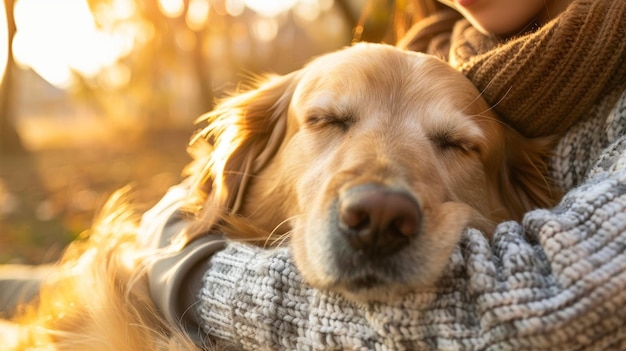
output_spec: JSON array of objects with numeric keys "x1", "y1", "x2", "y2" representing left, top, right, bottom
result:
[
  {"x1": 144, "y1": 109, "x2": 626, "y2": 348},
  {"x1": 0, "y1": 264, "x2": 55, "y2": 318},
  {"x1": 195, "y1": 150, "x2": 626, "y2": 349},
  {"x1": 137, "y1": 184, "x2": 226, "y2": 345}
]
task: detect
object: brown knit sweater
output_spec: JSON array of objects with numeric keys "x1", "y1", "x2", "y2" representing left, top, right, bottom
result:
[{"x1": 398, "y1": 0, "x2": 626, "y2": 137}]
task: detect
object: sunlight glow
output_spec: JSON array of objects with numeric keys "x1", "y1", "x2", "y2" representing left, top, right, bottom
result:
[
  {"x1": 13, "y1": 0, "x2": 137, "y2": 88},
  {"x1": 244, "y1": 0, "x2": 297, "y2": 17},
  {"x1": 158, "y1": 0, "x2": 184, "y2": 18},
  {"x1": 0, "y1": 320, "x2": 22, "y2": 350},
  {"x1": 293, "y1": 0, "x2": 321, "y2": 22},
  {"x1": 226, "y1": 0, "x2": 245, "y2": 17},
  {"x1": 186, "y1": 0, "x2": 210, "y2": 31},
  {"x1": 10, "y1": 0, "x2": 338, "y2": 89},
  {"x1": 252, "y1": 17, "x2": 279, "y2": 42},
  {"x1": 0, "y1": 0, "x2": 7, "y2": 85},
  {"x1": 94, "y1": 0, "x2": 136, "y2": 25},
  {"x1": 228, "y1": 0, "x2": 333, "y2": 19},
  {"x1": 101, "y1": 63, "x2": 131, "y2": 88},
  {"x1": 111, "y1": 0, "x2": 136, "y2": 19}
]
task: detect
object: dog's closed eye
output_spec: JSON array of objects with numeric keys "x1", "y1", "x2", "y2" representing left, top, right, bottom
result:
[
  {"x1": 305, "y1": 112, "x2": 356, "y2": 132},
  {"x1": 429, "y1": 129, "x2": 481, "y2": 155}
]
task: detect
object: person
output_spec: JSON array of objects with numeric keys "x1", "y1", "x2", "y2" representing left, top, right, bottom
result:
[
  {"x1": 2, "y1": 0, "x2": 626, "y2": 349},
  {"x1": 435, "y1": 0, "x2": 574, "y2": 37},
  {"x1": 130, "y1": 0, "x2": 626, "y2": 349}
]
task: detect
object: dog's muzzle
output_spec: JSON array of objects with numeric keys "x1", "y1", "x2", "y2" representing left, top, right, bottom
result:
[
  {"x1": 337, "y1": 183, "x2": 421, "y2": 257},
  {"x1": 324, "y1": 183, "x2": 423, "y2": 292}
]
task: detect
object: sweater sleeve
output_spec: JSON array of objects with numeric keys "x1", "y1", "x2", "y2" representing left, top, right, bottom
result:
[
  {"x1": 197, "y1": 165, "x2": 626, "y2": 350},
  {"x1": 456, "y1": 0, "x2": 626, "y2": 137}
]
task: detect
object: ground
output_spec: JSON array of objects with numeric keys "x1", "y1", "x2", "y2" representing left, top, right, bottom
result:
[{"x1": 0, "y1": 126, "x2": 194, "y2": 264}]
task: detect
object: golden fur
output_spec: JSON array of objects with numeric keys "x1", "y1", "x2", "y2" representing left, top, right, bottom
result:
[
  {"x1": 186, "y1": 42, "x2": 557, "y2": 300},
  {"x1": 2, "y1": 43, "x2": 558, "y2": 350}
]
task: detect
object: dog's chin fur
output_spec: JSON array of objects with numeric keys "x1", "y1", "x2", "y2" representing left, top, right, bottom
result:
[
  {"x1": 4, "y1": 43, "x2": 559, "y2": 350},
  {"x1": 290, "y1": 201, "x2": 478, "y2": 301}
]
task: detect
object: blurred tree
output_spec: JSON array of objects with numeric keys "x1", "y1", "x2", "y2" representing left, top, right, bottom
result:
[
  {"x1": 0, "y1": 0, "x2": 25, "y2": 154},
  {"x1": 75, "y1": 0, "x2": 377, "y2": 129},
  {"x1": 1, "y1": 0, "x2": 72, "y2": 264},
  {"x1": 77, "y1": 0, "x2": 239, "y2": 127}
]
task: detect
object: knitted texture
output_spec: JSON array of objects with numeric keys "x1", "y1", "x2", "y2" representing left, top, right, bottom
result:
[
  {"x1": 400, "y1": 0, "x2": 626, "y2": 138},
  {"x1": 197, "y1": 90, "x2": 626, "y2": 350}
]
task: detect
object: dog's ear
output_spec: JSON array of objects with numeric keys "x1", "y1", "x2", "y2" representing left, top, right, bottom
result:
[
  {"x1": 184, "y1": 71, "x2": 299, "y2": 237},
  {"x1": 497, "y1": 130, "x2": 560, "y2": 220}
]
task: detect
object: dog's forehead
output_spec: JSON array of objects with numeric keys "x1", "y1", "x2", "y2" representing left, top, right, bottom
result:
[
  {"x1": 300, "y1": 44, "x2": 436, "y2": 83},
  {"x1": 292, "y1": 44, "x2": 481, "y2": 114}
]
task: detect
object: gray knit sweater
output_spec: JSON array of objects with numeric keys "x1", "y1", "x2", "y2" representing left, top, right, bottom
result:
[{"x1": 195, "y1": 90, "x2": 626, "y2": 350}]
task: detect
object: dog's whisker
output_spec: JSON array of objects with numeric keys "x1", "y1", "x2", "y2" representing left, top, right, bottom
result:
[
  {"x1": 476, "y1": 84, "x2": 513, "y2": 116},
  {"x1": 263, "y1": 215, "x2": 302, "y2": 248},
  {"x1": 268, "y1": 230, "x2": 294, "y2": 251},
  {"x1": 462, "y1": 71, "x2": 513, "y2": 118},
  {"x1": 461, "y1": 70, "x2": 503, "y2": 113}
]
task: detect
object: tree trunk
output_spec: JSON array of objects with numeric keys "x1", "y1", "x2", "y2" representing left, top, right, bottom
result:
[
  {"x1": 0, "y1": 0, "x2": 25, "y2": 155},
  {"x1": 193, "y1": 30, "x2": 214, "y2": 113},
  {"x1": 335, "y1": 0, "x2": 358, "y2": 30}
]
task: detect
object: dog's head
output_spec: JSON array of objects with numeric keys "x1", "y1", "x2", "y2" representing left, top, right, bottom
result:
[{"x1": 186, "y1": 43, "x2": 556, "y2": 301}]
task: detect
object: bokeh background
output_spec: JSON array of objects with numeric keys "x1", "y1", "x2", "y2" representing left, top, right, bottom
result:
[{"x1": 0, "y1": 0, "x2": 408, "y2": 264}]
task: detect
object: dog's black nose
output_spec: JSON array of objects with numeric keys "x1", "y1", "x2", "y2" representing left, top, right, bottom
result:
[{"x1": 338, "y1": 184, "x2": 421, "y2": 256}]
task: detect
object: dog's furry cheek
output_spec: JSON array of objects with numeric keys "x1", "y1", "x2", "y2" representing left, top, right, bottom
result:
[
  {"x1": 289, "y1": 218, "x2": 337, "y2": 289},
  {"x1": 292, "y1": 154, "x2": 335, "y2": 210},
  {"x1": 289, "y1": 167, "x2": 341, "y2": 289},
  {"x1": 416, "y1": 201, "x2": 477, "y2": 281}
]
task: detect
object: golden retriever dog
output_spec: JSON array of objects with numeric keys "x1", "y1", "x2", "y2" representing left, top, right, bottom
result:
[{"x1": 3, "y1": 43, "x2": 558, "y2": 350}]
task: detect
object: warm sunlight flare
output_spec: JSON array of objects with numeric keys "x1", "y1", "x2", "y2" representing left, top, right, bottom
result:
[
  {"x1": 158, "y1": 0, "x2": 184, "y2": 18},
  {"x1": 244, "y1": 0, "x2": 297, "y2": 17},
  {"x1": 12, "y1": 0, "x2": 136, "y2": 88},
  {"x1": 0, "y1": 0, "x2": 7, "y2": 84},
  {"x1": 10, "y1": 0, "x2": 337, "y2": 89},
  {"x1": 228, "y1": 0, "x2": 333, "y2": 20},
  {"x1": 186, "y1": 0, "x2": 211, "y2": 31}
]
